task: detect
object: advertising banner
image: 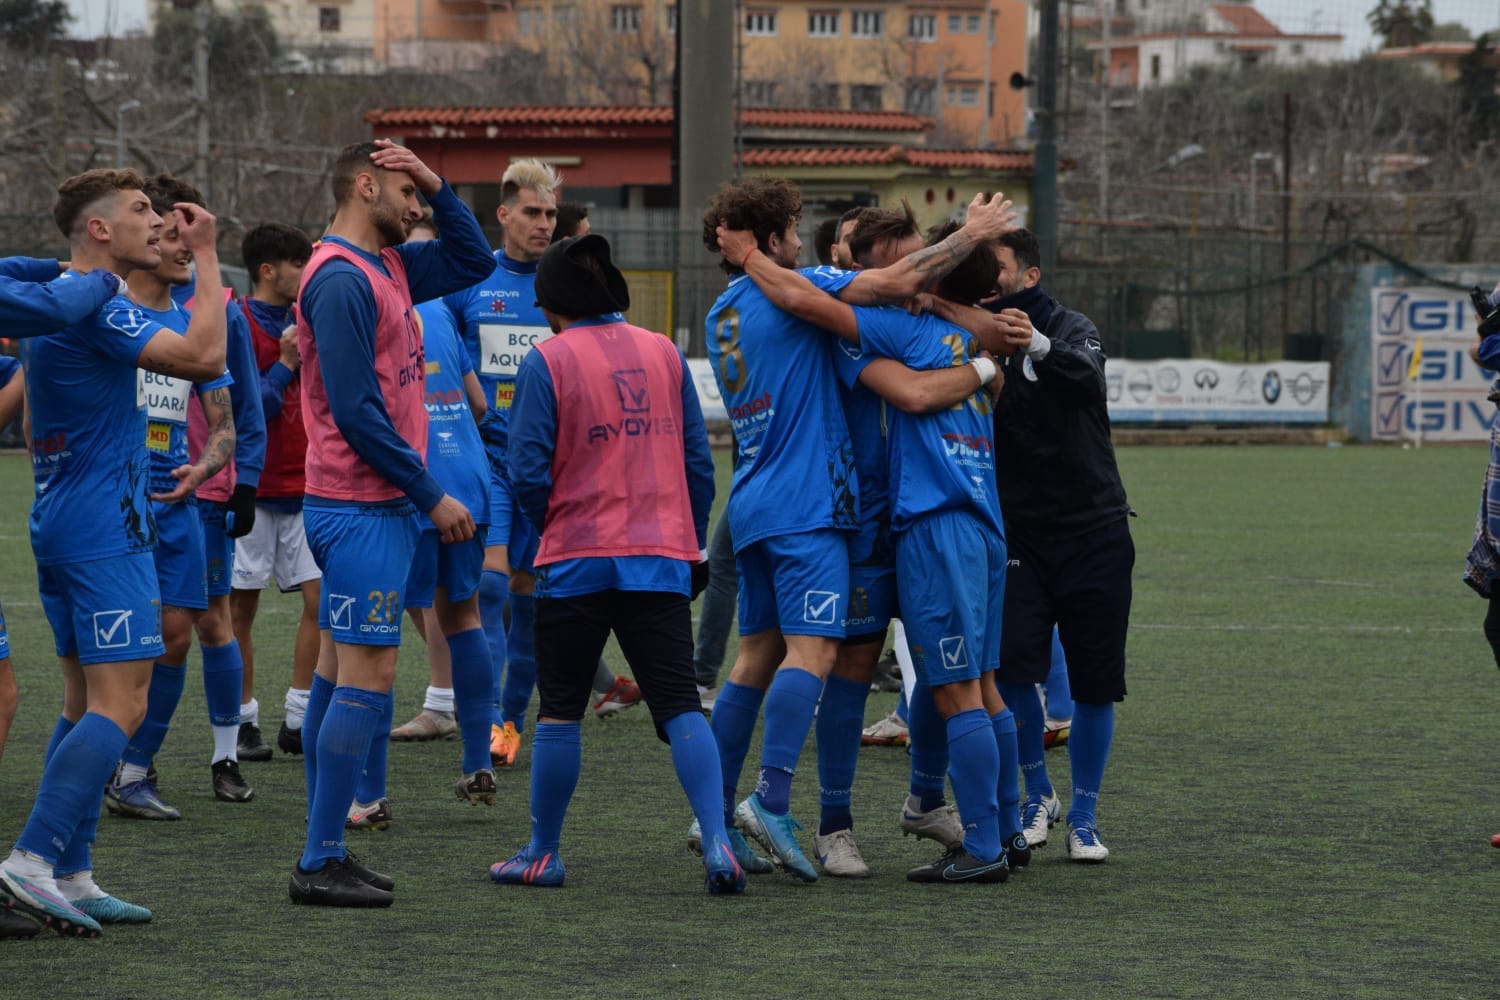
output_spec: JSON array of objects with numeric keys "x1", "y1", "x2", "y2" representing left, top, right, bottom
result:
[
  {"x1": 1106, "y1": 359, "x2": 1330, "y2": 424},
  {"x1": 1368, "y1": 286, "x2": 1495, "y2": 442}
]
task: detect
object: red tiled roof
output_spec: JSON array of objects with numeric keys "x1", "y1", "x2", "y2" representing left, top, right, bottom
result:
[
  {"x1": 1211, "y1": 4, "x2": 1281, "y2": 35},
  {"x1": 365, "y1": 106, "x2": 932, "y2": 131},
  {"x1": 739, "y1": 145, "x2": 1036, "y2": 172}
]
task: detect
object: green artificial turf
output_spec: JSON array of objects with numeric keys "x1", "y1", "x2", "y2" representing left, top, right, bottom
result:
[{"x1": 0, "y1": 445, "x2": 1496, "y2": 998}]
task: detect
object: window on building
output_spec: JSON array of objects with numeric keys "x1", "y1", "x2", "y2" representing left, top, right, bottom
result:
[
  {"x1": 850, "y1": 83, "x2": 883, "y2": 109},
  {"x1": 809, "y1": 11, "x2": 839, "y2": 37},
  {"x1": 947, "y1": 13, "x2": 962, "y2": 32},
  {"x1": 808, "y1": 82, "x2": 840, "y2": 107},
  {"x1": 850, "y1": 9, "x2": 883, "y2": 37},
  {"x1": 1290, "y1": 41, "x2": 1303, "y2": 55},
  {"x1": 610, "y1": 4, "x2": 641, "y2": 32},
  {"x1": 909, "y1": 13, "x2": 936, "y2": 40},
  {"x1": 318, "y1": 5, "x2": 340, "y2": 32},
  {"x1": 554, "y1": 4, "x2": 577, "y2": 24},
  {"x1": 1150, "y1": 54, "x2": 1161, "y2": 79},
  {"x1": 905, "y1": 81, "x2": 937, "y2": 114},
  {"x1": 745, "y1": 9, "x2": 777, "y2": 35},
  {"x1": 517, "y1": 5, "x2": 542, "y2": 35},
  {"x1": 946, "y1": 85, "x2": 979, "y2": 106},
  {"x1": 967, "y1": 13, "x2": 981, "y2": 32},
  {"x1": 744, "y1": 79, "x2": 779, "y2": 106}
]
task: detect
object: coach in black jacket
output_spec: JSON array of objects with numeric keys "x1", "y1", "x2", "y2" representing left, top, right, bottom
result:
[{"x1": 984, "y1": 228, "x2": 1133, "y2": 865}]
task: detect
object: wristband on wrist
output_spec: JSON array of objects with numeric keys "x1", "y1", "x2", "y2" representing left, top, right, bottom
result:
[
  {"x1": 740, "y1": 246, "x2": 758, "y2": 270},
  {"x1": 970, "y1": 356, "x2": 998, "y2": 386}
]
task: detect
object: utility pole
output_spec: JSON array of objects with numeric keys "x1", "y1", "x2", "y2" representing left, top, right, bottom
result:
[
  {"x1": 194, "y1": 0, "x2": 211, "y2": 201},
  {"x1": 1034, "y1": 0, "x2": 1060, "y2": 276},
  {"x1": 1098, "y1": 0, "x2": 1111, "y2": 228}
]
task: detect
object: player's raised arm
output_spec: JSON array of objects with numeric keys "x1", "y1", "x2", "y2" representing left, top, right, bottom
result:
[
  {"x1": 137, "y1": 203, "x2": 226, "y2": 379},
  {"x1": 839, "y1": 192, "x2": 1016, "y2": 306}
]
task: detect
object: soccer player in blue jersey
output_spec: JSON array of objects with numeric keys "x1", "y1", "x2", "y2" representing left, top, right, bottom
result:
[
  {"x1": 698, "y1": 180, "x2": 1015, "y2": 881},
  {"x1": 1, "y1": 168, "x2": 227, "y2": 936},
  {"x1": 287, "y1": 140, "x2": 491, "y2": 908},
  {"x1": 494, "y1": 233, "x2": 740, "y2": 893},
  {"x1": 102, "y1": 175, "x2": 253, "y2": 818},
  {"x1": 719, "y1": 216, "x2": 1027, "y2": 883},
  {"x1": 349, "y1": 214, "x2": 496, "y2": 825}
]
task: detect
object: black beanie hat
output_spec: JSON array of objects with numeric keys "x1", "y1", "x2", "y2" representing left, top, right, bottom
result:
[{"x1": 534, "y1": 233, "x2": 631, "y2": 318}]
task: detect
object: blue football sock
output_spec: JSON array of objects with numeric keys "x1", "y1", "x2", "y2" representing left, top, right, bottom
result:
[
  {"x1": 302, "y1": 673, "x2": 335, "y2": 818},
  {"x1": 755, "y1": 667, "x2": 824, "y2": 815},
  {"x1": 354, "y1": 690, "x2": 394, "y2": 805},
  {"x1": 478, "y1": 569, "x2": 509, "y2": 727},
  {"x1": 1067, "y1": 700, "x2": 1116, "y2": 828},
  {"x1": 991, "y1": 709, "x2": 1021, "y2": 839},
  {"x1": 300, "y1": 685, "x2": 385, "y2": 872},
  {"x1": 907, "y1": 683, "x2": 948, "y2": 811},
  {"x1": 815, "y1": 674, "x2": 867, "y2": 835},
  {"x1": 709, "y1": 680, "x2": 765, "y2": 826},
  {"x1": 122, "y1": 661, "x2": 186, "y2": 769},
  {"x1": 945, "y1": 707, "x2": 1001, "y2": 863},
  {"x1": 201, "y1": 640, "x2": 243, "y2": 728},
  {"x1": 527, "y1": 722, "x2": 581, "y2": 855},
  {"x1": 1043, "y1": 629, "x2": 1074, "y2": 720},
  {"x1": 448, "y1": 627, "x2": 497, "y2": 774},
  {"x1": 998, "y1": 681, "x2": 1051, "y2": 800},
  {"x1": 501, "y1": 593, "x2": 537, "y2": 732},
  {"x1": 664, "y1": 711, "x2": 729, "y2": 847},
  {"x1": 44, "y1": 715, "x2": 75, "y2": 766},
  {"x1": 16, "y1": 713, "x2": 127, "y2": 865}
]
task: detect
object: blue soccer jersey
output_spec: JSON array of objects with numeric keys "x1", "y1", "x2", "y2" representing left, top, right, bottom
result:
[
  {"x1": 853, "y1": 306, "x2": 1002, "y2": 539},
  {"x1": 705, "y1": 266, "x2": 860, "y2": 549},
  {"x1": 442, "y1": 249, "x2": 552, "y2": 456},
  {"x1": 134, "y1": 301, "x2": 233, "y2": 497},
  {"x1": 21, "y1": 288, "x2": 165, "y2": 565},
  {"x1": 415, "y1": 299, "x2": 490, "y2": 528}
]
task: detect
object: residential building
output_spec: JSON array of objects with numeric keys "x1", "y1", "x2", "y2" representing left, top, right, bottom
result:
[{"x1": 1375, "y1": 41, "x2": 1500, "y2": 83}]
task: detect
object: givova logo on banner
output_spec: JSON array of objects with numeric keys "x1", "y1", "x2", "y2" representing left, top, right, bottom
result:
[{"x1": 1369, "y1": 287, "x2": 1494, "y2": 442}]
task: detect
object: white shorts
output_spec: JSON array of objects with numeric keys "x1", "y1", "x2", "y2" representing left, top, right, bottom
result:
[{"x1": 232, "y1": 506, "x2": 322, "y2": 592}]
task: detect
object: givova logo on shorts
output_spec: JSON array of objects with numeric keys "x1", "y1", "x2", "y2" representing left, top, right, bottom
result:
[{"x1": 803, "y1": 590, "x2": 839, "y2": 626}]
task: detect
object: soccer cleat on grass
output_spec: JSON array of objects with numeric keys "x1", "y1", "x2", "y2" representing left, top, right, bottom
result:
[
  {"x1": 592, "y1": 676, "x2": 643, "y2": 718},
  {"x1": 391, "y1": 710, "x2": 458, "y2": 742},
  {"x1": 687, "y1": 819, "x2": 774, "y2": 874},
  {"x1": 0, "y1": 907, "x2": 40, "y2": 938},
  {"x1": 211, "y1": 758, "x2": 255, "y2": 802},
  {"x1": 237, "y1": 722, "x2": 274, "y2": 762},
  {"x1": 734, "y1": 797, "x2": 817, "y2": 883},
  {"x1": 1492, "y1": 833, "x2": 1500, "y2": 849},
  {"x1": 72, "y1": 893, "x2": 152, "y2": 924},
  {"x1": 813, "y1": 828, "x2": 872, "y2": 878},
  {"x1": 490, "y1": 846, "x2": 565, "y2": 887},
  {"x1": 105, "y1": 778, "x2": 181, "y2": 820},
  {"x1": 906, "y1": 846, "x2": 1009, "y2": 884},
  {"x1": 289, "y1": 857, "x2": 393, "y2": 908},
  {"x1": 490, "y1": 721, "x2": 521, "y2": 768},
  {"x1": 346, "y1": 798, "x2": 393, "y2": 831},
  {"x1": 1066, "y1": 823, "x2": 1110, "y2": 863},
  {"x1": 276, "y1": 722, "x2": 303, "y2": 755},
  {"x1": 1043, "y1": 716, "x2": 1071, "y2": 750},
  {"x1": 861, "y1": 710, "x2": 909, "y2": 747},
  {"x1": 454, "y1": 769, "x2": 497, "y2": 805},
  {"x1": 701, "y1": 838, "x2": 747, "y2": 895},
  {"x1": 898, "y1": 795, "x2": 964, "y2": 850},
  {"x1": 1021, "y1": 790, "x2": 1061, "y2": 850},
  {"x1": 1004, "y1": 832, "x2": 1032, "y2": 870},
  {"x1": 342, "y1": 849, "x2": 395, "y2": 891},
  {"x1": 0, "y1": 868, "x2": 101, "y2": 937}
]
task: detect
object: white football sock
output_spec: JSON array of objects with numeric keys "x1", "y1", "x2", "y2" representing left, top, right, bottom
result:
[
  {"x1": 240, "y1": 698, "x2": 260, "y2": 727},
  {"x1": 284, "y1": 687, "x2": 310, "y2": 728},
  {"x1": 211, "y1": 724, "x2": 238, "y2": 764},
  {"x1": 423, "y1": 686, "x2": 455, "y2": 714},
  {"x1": 117, "y1": 763, "x2": 148, "y2": 785}
]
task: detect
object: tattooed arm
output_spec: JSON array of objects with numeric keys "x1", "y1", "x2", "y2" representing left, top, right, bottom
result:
[
  {"x1": 837, "y1": 192, "x2": 1016, "y2": 305},
  {"x1": 151, "y1": 385, "x2": 235, "y2": 503}
]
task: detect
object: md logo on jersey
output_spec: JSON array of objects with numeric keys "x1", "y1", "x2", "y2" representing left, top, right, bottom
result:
[
  {"x1": 328, "y1": 593, "x2": 358, "y2": 631},
  {"x1": 92, "y1": 609, "x2": 132, "y2": 650},
  {"x1": 803, "y1": 590, "x2": 839, "y2": 626},
  {"x1": 611, "y1": 368, "x2": 650, "y2": 413},
  {"x1": 938, "y1": 635, "x2": 968, "y2": 671}
]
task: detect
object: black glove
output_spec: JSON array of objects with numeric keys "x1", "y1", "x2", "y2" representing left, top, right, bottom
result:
[
  {"x1": 224, "y1": 483, "x2": 257, "y2": 538},
  {"x1": 691, "y1": 559, "x2": 711, "y2": 600}
]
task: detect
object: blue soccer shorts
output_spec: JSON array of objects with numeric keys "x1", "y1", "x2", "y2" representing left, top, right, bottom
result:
[
  {"x1": 736, "y1": 528, "x2": 850, "y2": 640},
  {"x1": 484, "y1": 460, "x2": 513, "y2": 550},
  {"x1": 405, "y1": 529, "x2": 486, "y2": 609},
  {"x1": 844, "y1": 515, "x2": 896, "y2": 645},
  {"x1": 153, "y1": 499, "x2": 208, "y2": 611},
  {"x1": 894, "y1": 509, "x2": 1005, "y2": 688},
  {"x1": 198, "y1": 502, "x2": 233, "y2": 598},
  {"x1": 38, "y1": 552, "x2": 166, "y2": 664},
  {"x1": 304, "y1": 500, "x2": 422, "y2": 647}
]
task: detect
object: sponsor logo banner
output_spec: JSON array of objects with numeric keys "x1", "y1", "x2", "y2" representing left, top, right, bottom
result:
[
  {"x1": 1367, "y1": 286, "x2": 1495, "y2": 442},
  {"x1": 1107, "y1": 359, "x2": 1330, "y2": 424}
]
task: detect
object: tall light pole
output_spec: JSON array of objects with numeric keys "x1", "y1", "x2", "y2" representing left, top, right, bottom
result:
[{"x1": 114, "y1": 99, "x2": 141, "y2": 167}]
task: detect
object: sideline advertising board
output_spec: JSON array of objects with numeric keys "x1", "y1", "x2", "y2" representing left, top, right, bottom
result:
[
  {"x1": 1368, "y1": 286, "x2": 1495, "y2": 443},
  {"x1": 1105, "y1": 358, "x2": 1330, "y2": 424}
]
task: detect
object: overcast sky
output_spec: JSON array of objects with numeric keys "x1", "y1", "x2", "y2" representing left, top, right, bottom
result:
[{"x1": 61, "y1": 0, "x2": 1500, "y2": 56}]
